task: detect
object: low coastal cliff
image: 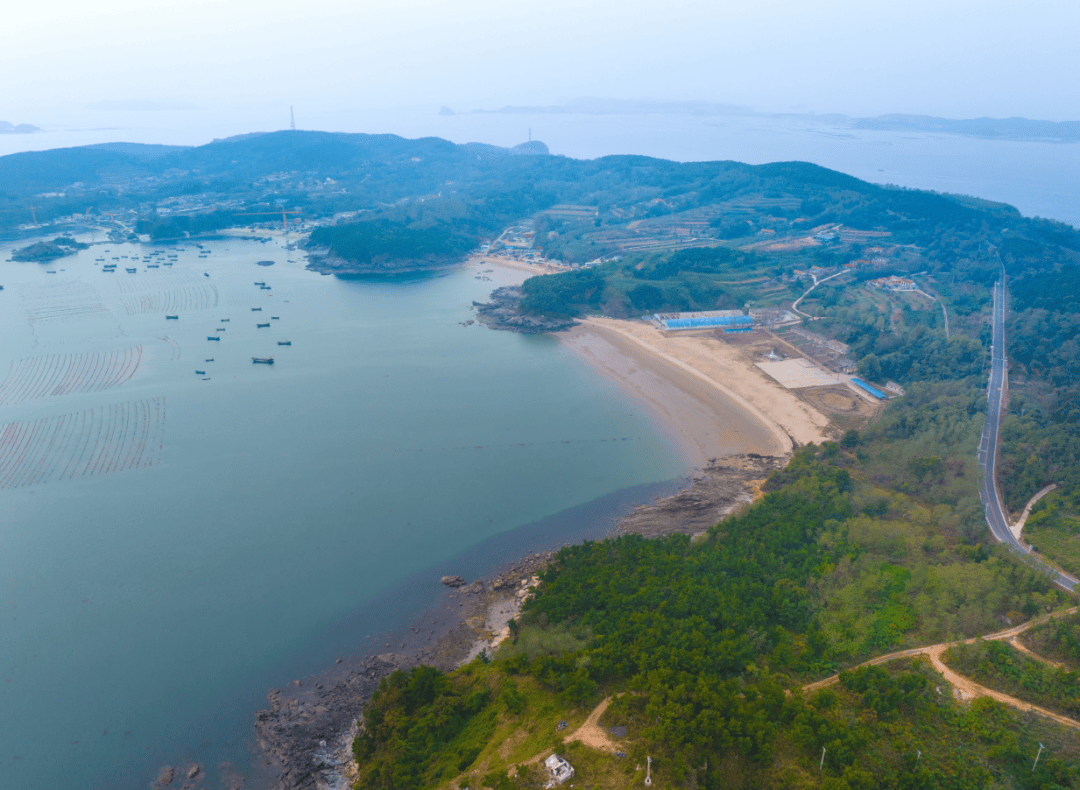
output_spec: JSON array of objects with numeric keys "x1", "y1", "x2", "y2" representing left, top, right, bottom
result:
[{"x1": 473, "y1": 286, "x2": 578, "y2": 333}]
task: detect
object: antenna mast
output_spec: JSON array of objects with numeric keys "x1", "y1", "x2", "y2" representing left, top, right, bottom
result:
[{"x1": 290, "y1": 106, "x2": 296, "y2": 131}]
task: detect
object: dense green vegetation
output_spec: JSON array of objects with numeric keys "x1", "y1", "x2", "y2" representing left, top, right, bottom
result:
[
  {"x1": 134, "y1": 209, "x2": 235, "y2": 240},
  {"x1": 1001, "y1": 255, "x2": 1080, "y2": 510},
  {"x1": 944, "y1": 639, "x2": 1080, "y2": 719},
  {"x1": 309, "y1": 188, "x2": 556, "y2": 270},
  {"x1": 351, "y1": 441, "x2": 1070, "y2": 790},
  {"x1": 10, "y1": 235, "x2": 88, "y2": 261}
]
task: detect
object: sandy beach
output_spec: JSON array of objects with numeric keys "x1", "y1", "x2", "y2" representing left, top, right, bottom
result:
[{"x1": 562, "y1": 318, "x2": 831, "y2": 462}]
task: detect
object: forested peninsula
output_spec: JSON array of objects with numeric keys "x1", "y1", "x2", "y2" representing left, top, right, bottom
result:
[{"x1": 5, "y1": 132, "x2": 1080, "y2": 788}]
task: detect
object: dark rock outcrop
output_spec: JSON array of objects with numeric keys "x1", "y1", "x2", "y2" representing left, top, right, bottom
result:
[{"x1": 473, "y1": 286, "x2": 578, "y2": 333}]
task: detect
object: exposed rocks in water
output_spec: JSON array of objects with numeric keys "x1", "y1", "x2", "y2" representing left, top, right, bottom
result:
[
  {"x1": 153, "y1": 765, "x2": 175, "y2": 788},
  {"x1": 253, "y1": 552, "x2": 557, "y2": 789},
  {"x1": 249, "y1": 454, "x2": 777, "y2": 788},
  {"x1": 473, "y1": 286, "x2": 578, "y2": 333},
  {"x1": 616, "y1": 454, "x2": 785, "y2": 538}
]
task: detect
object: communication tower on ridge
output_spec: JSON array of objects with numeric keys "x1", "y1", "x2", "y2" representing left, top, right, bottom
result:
[{"x1": 290, "y1": 106, "x2": 296, "y2": 131}]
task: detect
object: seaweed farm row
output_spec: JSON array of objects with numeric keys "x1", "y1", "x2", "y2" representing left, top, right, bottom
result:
[
  {"x1": 0, "y1": 346, "x2": 143, "y2": 406},
  {"x1": 0, "y1": 398, "x2": 164, "y2": 489},
  {"x1": 121, "y1": 285, "x2": 219, "y2": 315},
  {"x1": 113, "y1": 269, "x2": 207, "y2": 295},
  {"x1": 19, "y1": 280, "x2": 116, "y2": 325}
]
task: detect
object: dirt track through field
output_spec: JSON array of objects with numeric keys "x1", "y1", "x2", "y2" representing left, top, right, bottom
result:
[
  {"x1": 514, "y1": 609, "x2": 1080, "y2": 778},
  {"x1": 802, "y1": 607, "x2": 1080, "y2": 730}
]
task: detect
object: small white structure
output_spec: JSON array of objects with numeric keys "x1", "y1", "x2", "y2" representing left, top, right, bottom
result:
[
  {"x1": 543, "y1": 754, "x2": 575, "y2": 788},
  {"x1": 885, "y1": 381, "x2": 906, "y2": 395}
]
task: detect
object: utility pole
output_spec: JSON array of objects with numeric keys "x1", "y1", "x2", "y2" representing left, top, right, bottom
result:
[
  {"x1": 820, "y1": 746, "x2": 826, "y2": 771},
  {"x1": 1033, "y1": 743, "x2": 1045, "y2": 772}
]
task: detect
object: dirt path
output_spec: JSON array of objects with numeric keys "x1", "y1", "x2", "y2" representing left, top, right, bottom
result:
[
  {"x1": 514, "y1": 608, "x2": 1080, "y2": 778},
  {"x1": 566, "y1": 695, "x2": 620, "y2": 753},
  {"x1": 1008, "y1": 635, "x2": 1065, "y2": 669},
  {"x1": 802, "y1": 607, "x2": 1079, "y2": 728},
  {"x1": 1010, "y1": 483, "x2": 1058, "y2": 541}
]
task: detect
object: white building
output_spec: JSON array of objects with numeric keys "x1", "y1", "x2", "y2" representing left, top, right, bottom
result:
[{"x1": 543, "y1": 754, "x2": 575, "y2": 788}]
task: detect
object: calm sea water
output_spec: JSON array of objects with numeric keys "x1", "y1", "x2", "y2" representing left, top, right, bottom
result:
[
  {"x1": 2, "y1": 108, "x2": 1077, "y2": 788},
  {"x1": 0, "y1": 240, "x2": 686, "y2": 789}
]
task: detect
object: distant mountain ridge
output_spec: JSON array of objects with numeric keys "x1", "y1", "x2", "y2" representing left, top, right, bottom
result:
[{"x1": 485, "y1": 99, "x2": 1080, "y2": 142}]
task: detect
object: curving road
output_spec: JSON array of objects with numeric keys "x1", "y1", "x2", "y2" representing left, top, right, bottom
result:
[{"x1": 979, "y1": 277, "x2": 1078, "y2": 591}]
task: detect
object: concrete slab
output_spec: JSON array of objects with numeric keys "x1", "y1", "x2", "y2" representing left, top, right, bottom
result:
[{"x1": 755, "y1": 358, "x2": 843, "y2": 389}]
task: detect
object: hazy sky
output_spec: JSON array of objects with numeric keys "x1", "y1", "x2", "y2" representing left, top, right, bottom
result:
[{"x1": 3, "y1": 0, "x2": 1078, "y2": 121}]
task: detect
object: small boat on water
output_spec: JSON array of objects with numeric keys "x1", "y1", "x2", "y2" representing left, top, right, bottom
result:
[
  {"x1": 165, "y1": 315, "x2": 179, "y2": 320},
  {"x1": 215, "y1": 328, "x2": 225, "y2": 332},
  {"x1": 252, "y1": 357, "x2": 274, "y2": 365},
  {"x1": 204, "y1": 272, "x2": 209, "y2": 277},
  {"x1": 207, "y1": 336, "x2": 220, "y2": 341},
  {"x1": 195, "y1": 370, "x2": 205, "y2": 375},
  {"x1": 277, "y1": 340, "x2": 291, "y2": 346},
  {"x1": 260, "y1": 286, "x2": 271, "y2": 290},
  {"x1": 126, "y1": 268, "x2": 137, "y2": 273},
  {"x1": 256, "y1": 322, "x2": 270, "y2": 328},
  {"x1": 205, "y1": 358, "x2": 214, "y2": 362},
  {"x1": 202, "y1": 377, "x2": 211, "y2": 380},
  {"x1": 271, "y1": 316, "x2": 279, "y2": 320},
  {"x1": 147, "y1": 264, "x2": 159, "y2": 268},
  {"x1": 251, "y1": 307, "x2": 262, "y2": 312},
  {"x1": 256, "y1": 260, "x2": 274, "y2": 266},
  {"x1": 221, "y1": 318, "x2": 230, "y2": 322},
  {"x1": 254, "y1": 282, "x2": 265, "y2": 286}
]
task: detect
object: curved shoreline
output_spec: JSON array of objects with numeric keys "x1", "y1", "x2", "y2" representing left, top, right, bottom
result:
[{"x1": 242, "y1": 261, "x2": 834, "y2": 789}]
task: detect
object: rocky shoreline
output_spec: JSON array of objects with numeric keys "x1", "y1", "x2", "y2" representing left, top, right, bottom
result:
[
  {"x1": 248, "y1": 553, "x2": 556, "y2": 790},
  {"x1": 473, "y1": 286, "x2": 579, "y2": 333},
  {"x1": 615, "y1": 454, "x2": 784, "y2": 538},
  {"x1": 145, "y1": 453, "x2": 780, "y2": 790}
]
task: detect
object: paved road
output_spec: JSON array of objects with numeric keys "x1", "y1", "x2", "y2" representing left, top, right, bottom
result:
[{"x1": 978, "y1": 278, "x2": 1078, "y2": 591}]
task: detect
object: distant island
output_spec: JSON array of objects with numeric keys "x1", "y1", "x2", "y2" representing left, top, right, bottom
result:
[
  {"x1": 11, "y1": 236, "x2": 89, "y2": 261},
  {"x1": 483, "y1": 98, "x2": 1080, "y2": 142},
  {"x1": 0, "y1": 120, "x2": 40, "y2": 134}
]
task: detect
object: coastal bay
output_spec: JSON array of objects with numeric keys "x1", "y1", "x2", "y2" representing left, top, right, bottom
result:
[{"x1": 0, "y1": 238, "x2": 691, "y2": 790}]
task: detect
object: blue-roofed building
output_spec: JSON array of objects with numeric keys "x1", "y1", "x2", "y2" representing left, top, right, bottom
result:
[
  {"x1": 850, "y1": 378, "x2": 886, "y2": 399},
  {"x1": 652, "y1": 311, "x2": 754, "y2": 332}
]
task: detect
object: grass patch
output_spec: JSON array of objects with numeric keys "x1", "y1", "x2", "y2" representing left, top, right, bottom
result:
[{"x1": 1023, "y1": 493, "x2": 1080, "y2": 577}]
